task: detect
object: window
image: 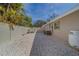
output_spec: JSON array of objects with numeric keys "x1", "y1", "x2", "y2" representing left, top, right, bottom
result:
[{"x1": 54, "y1": 21, "x2": 60, "y2": 29}]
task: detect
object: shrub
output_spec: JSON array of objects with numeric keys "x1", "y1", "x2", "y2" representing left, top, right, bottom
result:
[{"x1": 43, "y1": 30, "x2": 52, "y2": 35}]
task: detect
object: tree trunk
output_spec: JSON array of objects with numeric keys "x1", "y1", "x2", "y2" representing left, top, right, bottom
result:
[{"x1": 10, "y1": 27, "x2": 11, "y2": 40}]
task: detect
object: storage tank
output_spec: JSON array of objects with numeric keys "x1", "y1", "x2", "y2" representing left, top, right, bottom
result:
[{"x1": 69, "y1": 31, "x2": 79, "y2": 49}]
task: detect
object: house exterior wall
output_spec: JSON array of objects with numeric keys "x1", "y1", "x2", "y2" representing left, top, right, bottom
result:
[{"x1": 53, "y1": 10, "x2": 79, "y2": 40}]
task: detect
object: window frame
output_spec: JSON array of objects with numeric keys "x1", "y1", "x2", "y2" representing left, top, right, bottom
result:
[{"x1": 54, "y1": 21, "x2": 60, "y2": 30}]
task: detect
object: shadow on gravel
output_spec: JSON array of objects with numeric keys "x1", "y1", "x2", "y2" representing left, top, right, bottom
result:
[{"x1": 30, "y1": 30, "x2": 42, "y2": 56}]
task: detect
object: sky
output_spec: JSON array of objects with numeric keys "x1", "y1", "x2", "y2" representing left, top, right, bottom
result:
[{"x1": 24, "y1": 3, "x2": 77, "y2": 23}]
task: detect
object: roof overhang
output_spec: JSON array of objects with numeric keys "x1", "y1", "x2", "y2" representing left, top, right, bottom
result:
[{"x1": 42, "y1": 5, "x2": 79, "y2": 28}]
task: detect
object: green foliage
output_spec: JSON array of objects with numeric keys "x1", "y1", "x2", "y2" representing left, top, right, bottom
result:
[
  {"x1": 0, "y1": 3, "x2": 24, "y2": 29},
  {"x1": 33, "y1": 20, "x2": 47, "y2": 27},
  {"x1": 0, "y1": 3, "x2": 33, "y2": 29},
  {"x1": 24, "y1": 16, "x2": 32, "y2": 27},
  {"x1": 17, "y1": 15, "x2": 33, "y2": 27}
]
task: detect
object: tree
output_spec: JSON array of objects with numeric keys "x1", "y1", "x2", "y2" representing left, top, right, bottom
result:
[
  {"x1": 47, "y1": 13, "x2": 59, "y2": 22},
  {"x1": 0, "y1": 3, "x2": 24, "y2": 40},
  {"x1": 0, "y1": 3, "x2": 33, "y2": 40},
  {"x1": 33, "y1": 20, "x2": 47, "y2": 27},
  {"x1": 0, "y1": 3, "x2": 24, "y2": 28},
  {"x1": 24, "y1": 16, "x2": 32, "y2": 27},
  {"x1": 17, "y1": 15, "x2": 32, "y2": 27}
]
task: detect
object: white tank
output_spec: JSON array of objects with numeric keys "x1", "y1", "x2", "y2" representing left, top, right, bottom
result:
[{"x1": 69, "y1": 31, "x2": 79, "y2": 48}]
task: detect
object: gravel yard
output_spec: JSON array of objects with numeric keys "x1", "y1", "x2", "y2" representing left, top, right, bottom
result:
[
  {"x1": 0, "y1": 23, "x2": 79, "y2": 56},
  {"x1": 30, "y1": 31, "x2": 79, "y2": 56},
  {"x1": 0, "y1": 33, "x2": 36, "y2": 56},
  {"x1": 0, "y1": 23, "x2": 36, "y2": 56}
]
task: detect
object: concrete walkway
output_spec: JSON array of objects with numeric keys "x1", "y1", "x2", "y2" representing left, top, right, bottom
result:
[{"x1": 30, "y1": 31, "x2": 79, "y2": 56}]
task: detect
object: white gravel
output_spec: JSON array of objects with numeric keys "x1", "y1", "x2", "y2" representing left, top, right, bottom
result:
[
  {"x1": 0, "y1": 33, "x2": 36, "y2": 56},
  {"x1": 0, "y1": 23, "x2": 36, "y2": 56}
]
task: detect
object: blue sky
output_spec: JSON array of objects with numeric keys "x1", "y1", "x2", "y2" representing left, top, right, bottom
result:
[{"x1": 24, "y1": 3, "x2": 77, "y2": 23}]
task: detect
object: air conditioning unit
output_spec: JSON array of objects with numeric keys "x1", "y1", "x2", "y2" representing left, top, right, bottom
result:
[{"x1": 69, "y1": 31, "x2": 79, "y2": 49}]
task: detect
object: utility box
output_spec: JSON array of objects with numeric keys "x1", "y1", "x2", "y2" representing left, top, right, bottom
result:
[{"x1": 69, "y1": 31, "x2": 79, "y2": 49}]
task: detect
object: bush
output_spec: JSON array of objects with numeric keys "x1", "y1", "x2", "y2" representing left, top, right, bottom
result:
[
  {"x1": 27, "y1": 28, "x2": 35, "y2": 34},
  {"x1": 43, "y1": 30, "x2": 52, "y2": 35}
]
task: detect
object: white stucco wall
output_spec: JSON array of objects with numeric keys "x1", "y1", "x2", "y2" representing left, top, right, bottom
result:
[
  {"x1": 53, "y1": 10, "x2": 79, "y2": 41},
  {"x1": 0, "y1": 23, "x2": 10, "y2": 44},
  {"x1": 0, "y1": 23, "x2": 31, "y2": 44}
]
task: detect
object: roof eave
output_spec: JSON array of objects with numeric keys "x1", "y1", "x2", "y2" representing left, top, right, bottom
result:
[{"x1": 42, "y1": 5, "x2": 79, "y2": 27}]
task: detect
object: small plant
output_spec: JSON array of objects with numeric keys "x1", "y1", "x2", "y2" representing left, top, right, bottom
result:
[{"x1": 27, "y1": 28, "x2": 35, "y2": 34}]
